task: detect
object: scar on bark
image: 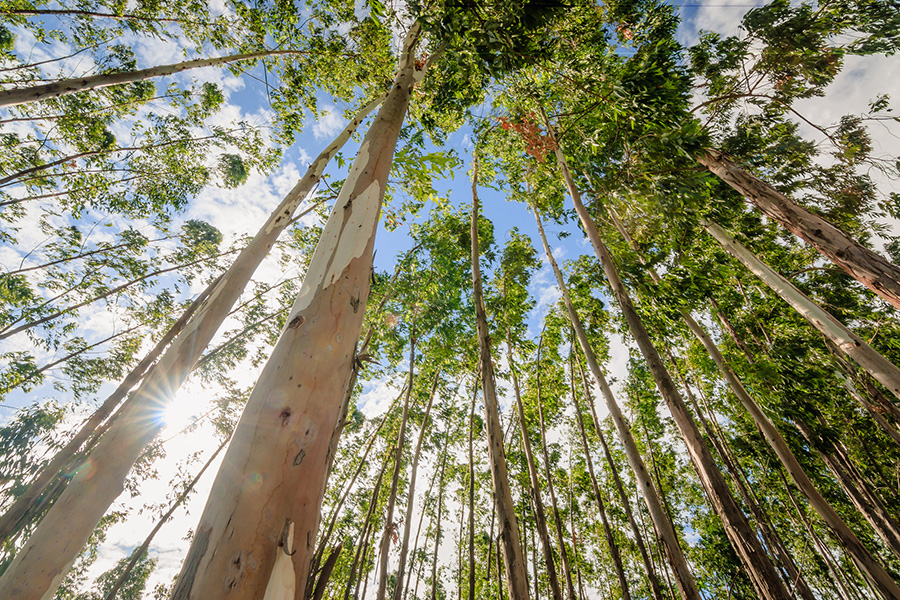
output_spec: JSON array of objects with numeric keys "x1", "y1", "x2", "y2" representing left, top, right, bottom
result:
[{"x1": 288, "y1": 315, "x2": 304, "y2": 328}]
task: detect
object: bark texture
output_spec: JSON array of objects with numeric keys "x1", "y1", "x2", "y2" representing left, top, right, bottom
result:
[
  {"x1": 699, "y1": 150, "x2": 900, "y2": 311},
  {"x1": 166, "y1": 26, "x2": 421, "y2": 600}
]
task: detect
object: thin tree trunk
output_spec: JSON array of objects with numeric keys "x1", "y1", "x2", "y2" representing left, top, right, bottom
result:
[
  {"x1": 507, "y1": 335, "x2": 563, "y2": 600},
  {"x1": 703, "y1": 219, "x2": 900, "y2": 401},
  {"x1": 0, "y1": 277, "x2": 215, "y2": 545},
  {"x1": 468, "y1": 385, "x2": 477, "y2": 600},
  {"x1": 698, "y1": 150, "x2": 900, "y2": 311},
  {"x1": 534, "y1": 337, "x2": 580, "y2": 600},
  {"x1": 531, "y1": 206, "x2": 700, "y2": 600},
  {"x1": 345, "y1": 450, "x2": 390, "y2": 600},
  {"x1": 404, "y1": 449, "x2": 441, "y2": 600},
  {"x1": 0, "y1": 80, "x2": 389, "y2": 600},
  {"x1": 545, "y1": 126, "x2": 792, "y2": 600},
  {"x1": 567, "y1": 357, "x2": 632, "y2": 600},
  {"x1": 686, "y1": 372, "x2": 816, "y2": 600},
  {"x1": 828, "y1": 345, "x2": 900, "y2": 445},
  {"x1": 393, "y1": 368, "x2": 441, "y2": 600},
  {"x1": 471, "y1": 157, "x2": 530, "y2": 600},
  {"x1": 311, "y1": 545, "x2": 342, "y2": 600},
  {"x1": 431, "y1": 451, "x2": 448, "y2": 600},
  {"x1": 102, "y1": 441, "x2": 227, "y2": 600},
  {"x1": 573, "y1": 354, "x2": 665, "y2": 600},
  {"x1": 0, "y1": 50, "x2": 302, "y2": 108},
  {"x1": 164, "y1": 28, "x2": 421, "y2": 600},
  {"x1": 376, "y1": 333, "x2": 417, "y2": 600},
  {"x1": 565, "y1": 458, "x2": 586, "y2": 600}
]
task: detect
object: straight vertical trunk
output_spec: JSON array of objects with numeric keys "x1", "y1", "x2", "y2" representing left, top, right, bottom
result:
[
  {"x1": 166, "y1": 26, "x2": 423, "y2": 600},
  {"x1": 431, "y1": 451, "x2": 448, "y2": 600},
  {"x1": 392, "y1": 369, "x2": 441, "y2": 600},
  {"x1": 531, "y1": 206, "x2": 700, "y2": 600},
  {"x1": 345, "y1": 450, "x2": 390, "y2": 600},
  {"x1": 567, "y1": 363, "x2": 632, "y2": 600},
  {"x1": 544, "y1": 130, "x2": 789, "y2": 600},
  {"x1": 376, "y1": 335, "x2": 417, "y2": 600},
  {"x1": 0, "y1": 83, "x2": 390, "y2": 600},
  {"x1": 467, "y1": 390, "x2": 477, "y2": 600},
  {"x1": 703, "y1": 219, "x2": 900, "y2": 401},
  {"x1": 573, "y1": 355, "x2": 665, "y2": 600},
  {"x1": 533, "y1": 339, "x2": 580, "y2": 600},
  {"x1": 471, "y1": 158, "x2": 530, "y2": 600},
  {"x1": 698, "y1": 150, "x2": 900, "y2": 311},
  {"x1": 507, "y1": 338, "x2": 564, "y2": 600}
]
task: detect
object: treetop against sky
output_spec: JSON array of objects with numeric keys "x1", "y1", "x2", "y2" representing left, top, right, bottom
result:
[{"x1": 0, "y1": 0, "x2": 899, "y2": 599}]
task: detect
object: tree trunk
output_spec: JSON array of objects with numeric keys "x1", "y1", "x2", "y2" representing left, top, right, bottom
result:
[
  {"x1": 404, "y1": 447, "x2": 441, "y2": 600},
  {"x1": 703, "y1": 219, "x2": 900, "y2": 402},
  {"x1": 507, "y1": 336, "x2": 564, "y2": 600},
  {"x1": 0, "y1": 78, "x2": 389, "y2": 600},
  {"x1": 376, "y1": 335, "x2": 417, "y2": 600},
  {"x1": 544, "y1": 129, "x2": 790, "y2": 600},
  {"x1": 684, "y1": 372, "x2": 817, "y2": 600},
  {"x1": 467, "y1": 385, "x2": 477, "y2": 600},
  {"x1": 431, "y1": 451, "x2": 448, "y2": 600},
  {"x1": 310, "y1": 545, "x2": 342, "y2": 600},
  {"x1": 163, "y1": 27, "x2": 422, "y2": 600},
  {"x1": 534, "y1": 337, "x2": 580, "y2": 600},
  {"x1": 567, "y1": 359, "x2": 632, "y2": 600},
  {"x1": 0, "y1": 278, "x2": 213, "y2": 545},
  {"x1": 345, "y1": 450, "x2": 390, "y2": 600},
  {"x1": 0, "y1": 50, "x2": 302, "y2": 108},
  {"x1": 471, "y1": 157, "x2": 530, "y2": 600},
  {"x1": 393, "y1": 368, "x2": 441, "y2": 600},
  {"x1": 573, "y1": 354, "x2": 666, "y2": 600},
  {"x1": 102, "y1": 440, "x2": 227, "y2": 600},
  {"x1": 531, "y1": 206, "x2": 701, "y2": 600},
  {"x1": 698, "y1": 150, "x2": 900, "y2": 311}
]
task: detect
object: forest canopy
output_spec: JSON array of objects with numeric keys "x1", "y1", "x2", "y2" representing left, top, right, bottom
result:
[{"x1": 1, "y1": 1, "x2": 900, "y2": 599}]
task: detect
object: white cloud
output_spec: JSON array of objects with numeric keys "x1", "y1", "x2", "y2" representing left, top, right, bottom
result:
[{"x1": 312, "y1": 106, "x2": 347, "y2": 141}]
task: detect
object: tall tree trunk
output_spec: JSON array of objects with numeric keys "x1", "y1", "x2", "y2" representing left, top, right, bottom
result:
[
  {"x1": 567, "y1": 356, "x2": 632, "y2": 600},
  {"x1": 0, "y1": 277, "x2": 214, "y2": 545},
  {"x1": 608, "y1": 200, "x2": 900, "y2": 594},
  {"x1": 376, "y1": 334, "x2": 417, "y2": 600},
  {"x1": 573, "y1": 354, "x2": 665, "y2": 600},
  {"x1": 543, "y1": 127, "x2": 790, "y2": 600},
  {"x1": 404, "y1": 447, "x2": 441, "y2": 600},
  {"x1": 703, "y1": 219, "x2": 900, "y2": 401},
  {"x1": 165, "y1": 26, "x2": 422, "y2": 600},
  {"x1": 310, "y1": 545, "x2": 342, "y2": 600},
  {"x1": 827, "y1": 345, "x2": 900, "y2": 445},
  {"x1": 534, "y1": 337, "x2": 580, "y2": 600},
  {"x1": 392, "y1": 368, "x2": 440, "y2": 600},
  {"x1": 685, "y1": 372, "x2": 817, "y2": 600},
  {"x1": 0, "y1": 49, "x2": 301, "y2": 108},
  {"x1": 531, "y1": 206, "x2": 700, "y2": 600},
  {"x1": 698, "y1": 150, "x2": 900, "y2": 311},
  {"x1": 507, "y1": 336, "x2": 564, "y2": 600},
  {"x1": 471, "y1": 157, "x2": 530, "y2": 600},
  {"x1": 794, "y1": 419, "x2": 900, "y2": 563},
  {"x1": 431, "y1": 451, "x2": 448, "y2": 600},
  {"x1": 102, "y1": 440, "x2": 227, "y2": 600},
  {"x1": 346, "y1": 447, "x2": 391, "y2": 600},
  {"x1": 468, "y1": 386, "x2": 477, "y2": 600},
  {"x1": 0, "y1": 82, "x2": 389, "y2": 600}
]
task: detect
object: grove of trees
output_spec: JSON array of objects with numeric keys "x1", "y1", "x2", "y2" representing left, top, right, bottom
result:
[{"x1": 1, "y1": 0, "x2": 899, "y2": 599}]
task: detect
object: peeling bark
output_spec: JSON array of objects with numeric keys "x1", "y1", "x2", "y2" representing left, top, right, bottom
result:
[
  {"x1": 166, "y1": 24, "x2": 422, "y2": 600},
  {"x1": 699, "y1": 150, "x2": 900, "y2": 311}
]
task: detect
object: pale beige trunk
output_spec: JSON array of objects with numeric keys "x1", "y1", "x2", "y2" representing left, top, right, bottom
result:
[
  {"x1": 0, "y1": 50, "x2": 299, "y2": 107},
  {"x1": 165, "y1": 25, "x2": 422, "y2": 600},
  {"x1": 531, "y1": 208, "x2": 701, "y2": 600},
  {"x1": 699, "y1": 151, "x2": 900, "y2": 311},
  {"x1": 703, "y1": 219, "x2": 900, "y2": 402},
  {"x1": 471, "y1": 159, "x2": 530, "y2": 600},
  {"x1": 543, "y1": 126, "x2": 789, "y2": 599},
  {"x1": 507, "y1": 339, "x2": 564, "y2": 600},
  {"x1": 376, "y1": 337, "x2": 416, "y2": 600},
  {"x1": 0, "y1": 82, "x2": 387, "y2": 600},
  {"x1": 0, "y1": 278, "x2": 214, "y2": 545}
]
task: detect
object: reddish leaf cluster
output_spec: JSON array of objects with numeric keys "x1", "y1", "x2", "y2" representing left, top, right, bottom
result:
[
  {"x1": 498, "y1": 113, "x2": 558, "y2": 162},
  {"x1": 415, "y1": 54, "x2": 428, "y2": 70}
]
